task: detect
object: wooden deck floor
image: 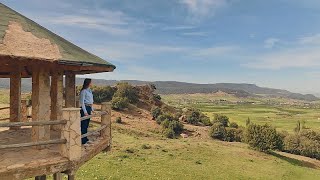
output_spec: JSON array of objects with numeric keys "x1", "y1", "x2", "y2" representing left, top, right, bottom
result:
[{"x1": 0, "y1": 127, "x2": 110, "y2": 179}]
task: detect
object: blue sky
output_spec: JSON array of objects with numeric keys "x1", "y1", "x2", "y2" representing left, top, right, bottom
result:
[{"x1": 3, "y1": 0, "x2": 320, "y2": 94}]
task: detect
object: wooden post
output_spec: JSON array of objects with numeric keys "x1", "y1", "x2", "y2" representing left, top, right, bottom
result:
[
  {"x1": 60, "y1": 108, "x2": 81, "y2": 161},
  {"x1": 32, "y1": 69, "x2": 51, "y2": 147},
  {"x1": 10, "y1": 67, "x2": 21, "y2": 130},
  {"x1": 51, "y1": 71, "x2": 64, "y2": 131},
  {"x1": 65, "y1": 72, "x2": 76, "y2": 108},
  {"x1": 101, "y1": 102, "x2": 111, "y2": 147},
  {"x1": 53, "y1": 172, "x2": 62, "y2": 180},
  {"x1": 21, "y1": 99, "x2": 28, "y2": 122},
  {"x1": 35, "y1": 175, "x2": 46, "y2": 180}
]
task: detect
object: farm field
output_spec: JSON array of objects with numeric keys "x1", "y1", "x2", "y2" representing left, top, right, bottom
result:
[{"x1": 162, "y1": 94, "x2": 320, "y2": 132}]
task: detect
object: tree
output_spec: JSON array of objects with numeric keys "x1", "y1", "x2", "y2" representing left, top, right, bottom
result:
[
  {"x1": 213, "y1": 114, "x2": 229, "y2": 127},
  {"x1": 245, "y1": 124, "x2": 283, "y2": 152},
  {"x1": 111, "y1": 97, "x2": 129, "y2": 110},
  {"x1": 114, "y1": 82, "x2": 139, "y2": 103}
]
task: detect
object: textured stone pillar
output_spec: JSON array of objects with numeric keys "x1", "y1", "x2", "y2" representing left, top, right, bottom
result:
[
  {"x1": 51, "y1": 71, "x2": 64, "y2": 131},
  {"x1": 65, "y1": 72, "x2": 76, "y2": 108},
  {"x1": 32, "y1": 69, "x2": 51, "y2": 146},
  {"x1": 21, "y1": 99, "x2": 28, "y2": 122},
  {"x1": 10, "y1": 67, "x2": 21, "y2": 130},
  {"x1": 60, "y1": 108, "x2": 81, "y2": 161}
]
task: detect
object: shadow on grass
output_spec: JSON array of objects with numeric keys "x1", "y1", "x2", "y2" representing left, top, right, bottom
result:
[{"x1": 270, "y1": 151, "x2": 318, "y2": 169}]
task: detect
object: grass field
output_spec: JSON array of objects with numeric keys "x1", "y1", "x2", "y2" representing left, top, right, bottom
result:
[
  {"x1": 162, "y1": 94, "x2": 320, "y2": 132},
  {"x1": 75, "y1": 129, "x2": 320, "y2": 180}
]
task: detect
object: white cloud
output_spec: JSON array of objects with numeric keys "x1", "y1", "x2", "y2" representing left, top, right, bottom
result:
[
  {"x1": 299, "y1": 34, "x2": 320, "y2": 45},
  {"x1": 88, "y1": 42, "x2": 189, "y2": 62},
  {"x1": 180, "y1": 0, "x2": 229, "y2": 18},
  {"x1": 181, "y1": 31, "x2": 207, "y2": 36},
  {"x1": 264, "y1": 38, "x2": 279, "y2": 48},
  {"x1": 244, "y1": 47, "x2": 320, "y2": 69},
  {"x1": 162, "y1": 25, "x2": 195, "y2": 31},
  {"x1": 192, "y1": 46, "x2": 239, "y2": 57}
]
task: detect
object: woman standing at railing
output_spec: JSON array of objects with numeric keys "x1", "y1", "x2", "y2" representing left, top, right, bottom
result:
[{"x1": 79, "y1": 78, "x2": 94, "y2": 145}]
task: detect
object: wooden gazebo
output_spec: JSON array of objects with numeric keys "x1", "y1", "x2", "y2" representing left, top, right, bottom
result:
[{"x1": 0, "y1": 3, "x2": 115, "y2": 180}]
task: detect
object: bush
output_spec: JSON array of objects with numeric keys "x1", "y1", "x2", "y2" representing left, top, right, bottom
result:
[
  {"x1": 213, "y1": 114, "x2": 229, "y2": 127},
  {"x1": 225, "y1": 127, "x2": 244, "y2": 142},
  {"x1": 111, "y1": 97, "x2": 129, "y2": 110},
  {"x1": 151, "y1": 107, "x2": 162, "y2": 120},
  {"x1": 284, "y1": 130, "x2": 320, "y2": 160},
  {"x1": 186, "y1": 111, "x2": 201, "y2": 125},
  {"x1": 229, "y1": 122, "x2": 239, "y2": 128},
  {"x1": 115, "y1": 117, "x2": 122, "y2": 123},
  {"x1": 163, "y1": 128, "x2": 175, "y2": 138},
  {"x1": 161, "y1": 119, "x2": 183, "y2": 135},
  {"x1": 156, "y1": 114, "x2": 174, "y2": 125},
  {"x1": 200, "y1": 114, "x2": 212, "y2": 126},
  {"x1": 158, "y1": 114, "x2": 184, "y2": 139},
  {"x1": 92, "y1": 86, "x2": 115, "y2": 103},
  {"x1": 114, "y1": 82, "x2": 139, "y2": 103},
  {"x1": 209, "y1": 122, "x2": 226, "y2": 140},
  {"x1": 245, "y1": 124, "x2": 283, "y2": 152},
  {"x1": 153, "y1": 94, "x2": 162, "y2": 101}
]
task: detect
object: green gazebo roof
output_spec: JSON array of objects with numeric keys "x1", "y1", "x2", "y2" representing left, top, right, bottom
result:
[{"x1": 0, "y1": 3, "x2": 116, "y2": 71}]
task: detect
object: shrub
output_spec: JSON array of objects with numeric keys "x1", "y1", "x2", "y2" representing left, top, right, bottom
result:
[
  {"x1": 209, "y1": 122, "x2": 226, "y2": 140},
  {"x1": 200, "y1": 114, "x2": 212, "y2": 126},
  {"x1": 158, "y1": 114, "x2": 184, "y2": 139},
  {"x1": 151, "y1": 107, "x2": 162, "y2": 120},
  {"x1": 92, "y1": 86, "x2": 115, "y2": 103},
  {"x1": 229, "y1": 122, "x2": 239, "y2": 128},
  {"x1": 225, "y1": 127, "x2": 244, "y2": 142},
  {"x1": 186, "y1": 110, "x2": 201, "y2": 125},
  {"x1": 156, "y1": 114, "x2": 174, "y2": 125},
  {"x1": 213, "y1": 114, "x2": 229, "y2": 127},
  {"x1": 245, "y1": 124, "x2": 283, "y2": 152},
  {"x1": 163, "y1": 128, "x2": 175, "y2": 138},
  {"x1": 114, "y1": 82, "x2": 139, "y2": 103},
  {"x1": 111, "y1": 97, "x2": 129, "y2": 110},
  {"x1": 284, "y1": 130, "x2": 320, "y2": 160},
  {"x1": 153, "y1": 94, "x2": 162, "y2": 101},
  {"x1": 115, "y1": 117, "x2": 122, "y2": 123}
]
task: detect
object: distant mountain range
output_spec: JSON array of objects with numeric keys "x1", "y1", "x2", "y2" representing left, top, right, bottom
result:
[{"x1": 0, "y1": 78, "x2": 318, "y2": 101}]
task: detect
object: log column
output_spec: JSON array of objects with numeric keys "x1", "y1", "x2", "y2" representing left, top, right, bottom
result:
[
  {"x1": 10, "y1": 67, "x2": 22, "y2": 130},
  {"x1": 65, "y1": 72, "x2": 76, "y2": 108},
  {"x1": 101, "y1": 102, "x2": 111, "y2": 145},
  {"x1": 51, "y1": 71, "x2": 64, "y2": 131},
  {"x1": 32, "y1": 68, "x2": 51, "y2": 146}
]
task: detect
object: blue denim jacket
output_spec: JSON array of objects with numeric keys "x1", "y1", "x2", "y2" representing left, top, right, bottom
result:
[{"x1": 80, "y1": 88, "x2": 94, "y2": 114}]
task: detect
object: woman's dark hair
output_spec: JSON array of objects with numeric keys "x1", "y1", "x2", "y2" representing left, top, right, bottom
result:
[{"x1": 81, "y1": 78, "x2": 92, "y2": 91}]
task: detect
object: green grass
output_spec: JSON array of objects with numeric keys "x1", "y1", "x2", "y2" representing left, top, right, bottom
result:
[
  {"x1": 162, "y1": 94, "x2": 320, "y2": 133},
  {"x1": 74, "y1": 130, "x2": 320, "y2": 180}
]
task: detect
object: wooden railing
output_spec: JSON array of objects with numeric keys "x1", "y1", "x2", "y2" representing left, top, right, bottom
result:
[
  {"x1": 0, "y1": 120, "x2": 67, "y2": 150},
  {"x1": 0, "y1": 106, "x2": 9, "y2": 121},
  {"x1": 0, "y1": 102, "x2": 111, "y2": 161},
  {"x1": 80, "y1": 103, "x2": 111, "y2": 141}
]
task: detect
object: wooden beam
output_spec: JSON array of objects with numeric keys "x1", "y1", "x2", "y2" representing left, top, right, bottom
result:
[
  {"x1": 10, "y1": 66, "x2": 22, "y2": 130},
  {"x1": 65, "y1": 72, "x2": 76, "y2": 108},
  {"x1": 32, "y1": 68, "x2": 51, "y2": 148},
  {"x1": 51, "y1": 71, "x2": 64, "y2": 131}
]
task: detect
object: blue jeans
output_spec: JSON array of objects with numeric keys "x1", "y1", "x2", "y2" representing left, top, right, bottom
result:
[{"x1": 80, "y1": 106, "x2": 92, "y2": 144}]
